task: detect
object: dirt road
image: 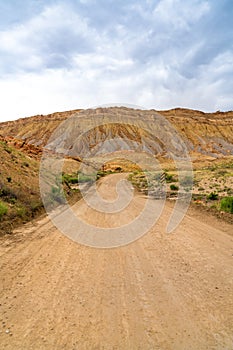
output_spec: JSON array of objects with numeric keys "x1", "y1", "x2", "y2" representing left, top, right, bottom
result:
[{"x1": 0, "y1": 174, "x2": 233, "y2": 349}]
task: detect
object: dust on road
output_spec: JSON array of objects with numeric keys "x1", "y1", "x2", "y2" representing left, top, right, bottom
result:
[{"x1": 0, "y1": 174, "x2": 233, "y2": 349}]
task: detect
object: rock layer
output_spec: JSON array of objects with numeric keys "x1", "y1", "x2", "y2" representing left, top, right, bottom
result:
[{"x1": 0, "y1": 107, "x2": 232, "y2": 159}]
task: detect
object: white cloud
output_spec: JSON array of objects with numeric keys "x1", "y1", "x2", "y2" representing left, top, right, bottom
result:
[
  {"x1": 0, "y1": 3, "x2": 97, "y2": 75},
  {"x1": 0, "y1": 51, "x2": 229, "y2": 122},
  {"x1": 0, "y1": 0, "x2": 232, "y2": 121},
  {"x1": 153, "y1": 0, "x2": 210, "y2": 30}
]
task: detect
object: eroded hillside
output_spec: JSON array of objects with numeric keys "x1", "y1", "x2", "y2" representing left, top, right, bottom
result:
[
  {"x1": 0, "y1": 107, "x2": 232, "y2": 160},
  {"x1": 0, "y1": 136, "x2": 42, "y2": 234},
  {"x1": 0, "y1": 107, "x2": 232, "y2": 234}
]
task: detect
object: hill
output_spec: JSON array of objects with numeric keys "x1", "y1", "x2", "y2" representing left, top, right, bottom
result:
[
  {"x1": 0, "y1": 107, "x2": 232, "y2": 160},
  {"x1": 0, "y1": 107, "x2": 232, "y2": 234}
]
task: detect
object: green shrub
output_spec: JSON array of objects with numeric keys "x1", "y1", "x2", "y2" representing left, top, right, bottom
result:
[
  {"x1": 3, "y1": 144, "x2": 12, "y2": 154},
  {"x1": 128, "y1": 173, "x2": 133, "y2": 181},
  {"x1": 50, "y1": 186, "x2": 65, "y2": 204},
  {"x1": 170, "y1": 184, "x2": 179, "y2": 191},
  {"x1": 217, "y1": 170, "x2": 227, "y2": 176},
  {"x1": 69, "y1": 177, "x2": 79, "y2": 184},
  {"x1": 0, "y1": 201, "x2": 8, "y2": 219},
  {"x1": 207, "y1": 192, "x2": 219, "y2": 200},
  {"x1": 0, "y1": 185, "x2": 17, "y2": 201},
  {"x1": 16, "y1": 206, "x2": 27, "y2": 219},
  {"x1": 165, "y1": 172, "x2": 175, "y2": 183},
  {"x1": 30, "y1": 201, "x2": 43, "y2": 214},
  {"x1": 220, "y1": 197, "x2": 233, "y2": 214},
  {"x1": 97, "y1": 170, "x2": 107, "y2": 179},
  {"x1": 78, "y1": 173, "x2": 95, "y2": 183},
  {"x1": 63, "y1": 173, "x2": 95, "y2": 184},
  {"x1": 193, "y1": 195, "x2": 203, "y2": 201},
  {"x1": 170, "y1": 192, "x2": 177, "y2": 196}
]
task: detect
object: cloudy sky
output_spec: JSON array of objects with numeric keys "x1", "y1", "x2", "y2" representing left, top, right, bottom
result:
[{"x1": 0, "y1": 0, "x2": 232, "y2": 121}]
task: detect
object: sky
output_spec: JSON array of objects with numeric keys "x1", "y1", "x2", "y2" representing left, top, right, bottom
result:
[{"x1": 0, "y1": 0, "x2": 233, "y2": 122}]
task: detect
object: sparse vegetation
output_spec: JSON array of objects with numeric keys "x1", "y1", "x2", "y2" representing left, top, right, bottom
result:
[
  {"x1": 207, "y1": 192, "x2": 219, "y2": 200},
  {"x1": 3, "y1": 143, "x2": 12, "y2": 154},
  {"x1": 22, "y1": 161, "x2": 29, "y2": 168},
  {"x1": 170, "y1": 184, "x2": 179, "y2": 191},
  {"x1": 220, "y1": 197, "x2": 233, "y2": 214},
  {"x1": 16, "y1": 205, "x2": 27, "y2": 219},
  {"x1": 62, "y1": 172, "x2": 96, "y2": 184},
  {"x1": 165, "y1": 172, "x2": 176, "y2": 183},
  {"x1": 96, "y1": 169, "x2": 115, "y2": 179},
  {"x1": 50, "y1": 185, "x2": 65, "y2": 205},
  {"x1": 0, "y1": 201, "x2": 8, "y2": 219}
]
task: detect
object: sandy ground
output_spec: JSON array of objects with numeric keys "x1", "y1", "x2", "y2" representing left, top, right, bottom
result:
[{"x1": 0, "y1": 174, "x2": 233, "y2": 350}]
